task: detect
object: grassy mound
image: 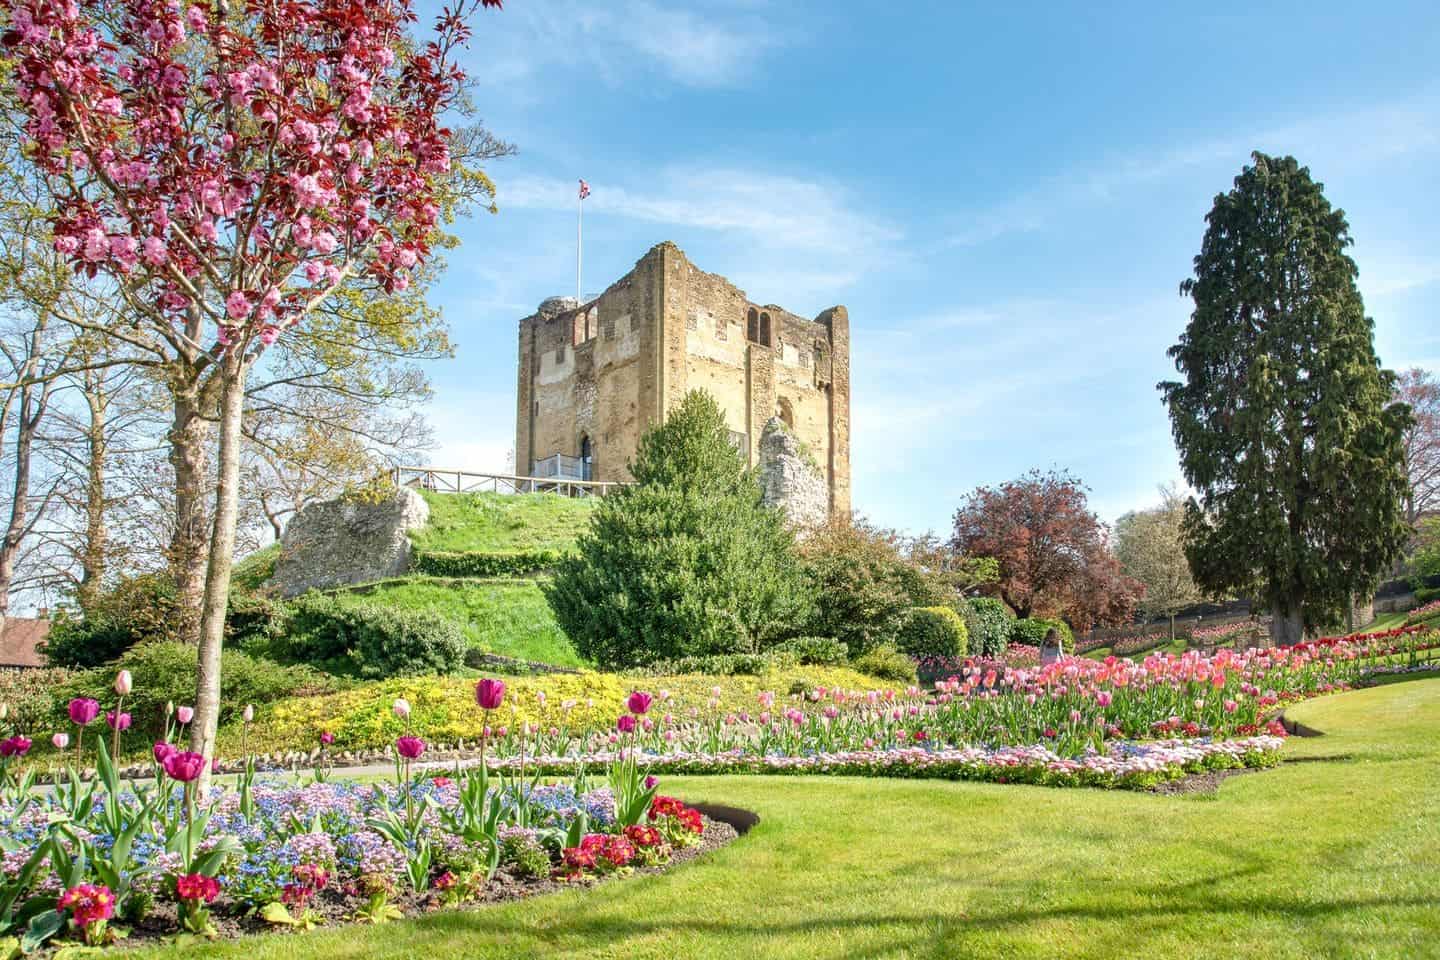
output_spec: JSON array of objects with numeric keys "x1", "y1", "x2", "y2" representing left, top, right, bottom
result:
[
  {"x1": 409, "y1": 490, "x2": 596, "y2": 554},
  {"x1": 332, "y1": 576, "x2": 582, "y2": 667}
]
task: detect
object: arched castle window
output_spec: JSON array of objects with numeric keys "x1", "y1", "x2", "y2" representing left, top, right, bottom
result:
[
  {"x1": 776, "y1": 397, "x2": 794, "y2": 428},
  {"x1": 579, "y1": 434, "x2": 593, "y2": 481},
  {"x1": 759, "y1": 312, "x2": 771, "y2": 347},
  {"x1": 746, "y1": 308, "x2": 759, "y2": 343}
]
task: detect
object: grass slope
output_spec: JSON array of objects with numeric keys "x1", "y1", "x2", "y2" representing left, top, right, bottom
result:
[
  {"x1": 140, "y1": 677, "x2": 1440, "y2": 959},
  {"x1": 409, "y1": 491, "x2": 596, "y2": 554},
  {"x1": 333, "y1": 577, "x2": 582, "y2": 667}
]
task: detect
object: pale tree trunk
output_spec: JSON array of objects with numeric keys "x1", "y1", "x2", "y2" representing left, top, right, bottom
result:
[
  {"x1": 1270, "y1": 590, "x2": 1305, "y2": 647},
  {"x1": 76, "y1": 370, "x2": 108, "y2": 612},
  {"x1": 168, "y1": 386, "x2": 210, "y2": 641},
  {"x1": 190, "y1": 353, "x2": 248, "y2": 785},
  {"x1": 0, "y1": 329, "x2": 55, "y2": 639}
]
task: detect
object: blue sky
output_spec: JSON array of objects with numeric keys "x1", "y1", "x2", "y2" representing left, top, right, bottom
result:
[{"x1": 421, "y1": 0, "x2": 1440, "y2": 535}]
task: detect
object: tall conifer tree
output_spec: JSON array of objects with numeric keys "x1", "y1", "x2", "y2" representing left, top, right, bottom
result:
[{"x1": 1161, "y1": 153, "x2": 1411, "y2": 644}]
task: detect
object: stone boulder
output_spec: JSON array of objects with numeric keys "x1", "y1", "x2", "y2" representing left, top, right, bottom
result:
[
  {"x1": 268, "y1": 486, "x2": 430, "y2": 597},
  {"x1": 757, "y1": 417, "x2": 829, "y2": 531}
]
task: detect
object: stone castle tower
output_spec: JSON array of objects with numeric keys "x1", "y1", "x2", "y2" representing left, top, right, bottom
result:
[{"x1": 515, "y1": 241, "x2": 851, "y2": 518}]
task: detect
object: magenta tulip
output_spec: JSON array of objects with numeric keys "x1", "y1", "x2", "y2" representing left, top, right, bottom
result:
[
  {"x1": 0, "y1": 736, "x2": 31, "y2": 758},
  {"x1": 395, "y1": 735, "x2": 426, "y2": 760},
  {"x1": 626, "y1": 691, "x2": 653, "y2": 716},
  {"x1": 153, "y1": 741, "x2": 175, "y2": 765},
  {"x1": 616, "y1": 714, "x2": 637, "y2": 734},
  {"x1": 320, "y1": 731, "x2": 335, "y2": 746},
  {"x1": 475, "y1": 678, "x2": 506, "y2": 711},
  {"x1": 67, "y1": 698, "x2": 100, "y2": 726},
  {"x1": 162, "y1": 750, "x2": 205, "y2": 783},
  {"x1": 106, "y1": 711, "x2": 131, "y2": 732}
]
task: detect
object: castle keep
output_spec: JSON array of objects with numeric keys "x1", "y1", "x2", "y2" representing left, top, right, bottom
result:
[{"x1": 515, "y1": 242, "x2": 851, "y2": 518}]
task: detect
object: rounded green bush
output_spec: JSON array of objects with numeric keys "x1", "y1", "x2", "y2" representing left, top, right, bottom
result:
[
  {"x1": 963, "y1": 597, "x2": 1014, "y2": 657},
  {"x1": 850, "y1": 643, "x2": 918, "y2": 684},
  {"x1": 897, "y1": 607, "x2": 968, "y2": 658}
]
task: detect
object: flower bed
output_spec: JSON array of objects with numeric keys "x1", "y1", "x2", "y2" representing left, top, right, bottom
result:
[
  {"x1": 424, "y1": 734, "x2": 1285, "y2": 791},
  {"x1": 0, "y1": 750, "x2": 717, "y2": 950}
]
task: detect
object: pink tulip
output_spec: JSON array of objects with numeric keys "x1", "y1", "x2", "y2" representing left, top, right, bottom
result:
[
  {"x1": 52, "y1": 733, "x2": 69, "y2": 750},
  {"x1": 162, "y1": 751, "x2": 205, "y2": 783},
  {"x1": 475, "y1": 678, "x2": 505, "y2": 711},
  {"x1": 114, "y1": 670, "x2": 133, "y2": 696},
  {"x1": 176, "y1": 705, "x2": 194, "y2": 724},
  {"x1": 392, "y1": 698, "x2": 411, "y2": 720}
]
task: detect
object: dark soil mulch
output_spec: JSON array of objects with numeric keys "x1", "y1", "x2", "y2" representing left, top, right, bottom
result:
[
  {"x1": 1148, "y1": 767, "x2": 1261, "y2": 796},
  {"x1": 102, "y1": 813, "x2": 740, "y2": 950}
]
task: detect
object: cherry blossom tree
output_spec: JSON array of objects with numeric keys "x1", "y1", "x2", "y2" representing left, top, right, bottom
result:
[{"x1": 3, "y1": 0, "x2": 502, "y2": 771}]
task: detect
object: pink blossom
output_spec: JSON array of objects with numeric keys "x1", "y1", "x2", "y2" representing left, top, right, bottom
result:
[{"x1": 225, "y1": 291, "x2": 251, "y2": 320}]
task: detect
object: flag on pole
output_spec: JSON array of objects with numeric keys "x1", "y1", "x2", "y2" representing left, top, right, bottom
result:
[{"x1": 578, "y1": 179, "x2": 590, "y2": 200}]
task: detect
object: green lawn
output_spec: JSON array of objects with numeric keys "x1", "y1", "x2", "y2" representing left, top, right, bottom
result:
[
  {"x1": 1364, "y1": 611, "x2": 1410, "y2": 632},
  {"x1": 333, "y1": 576, "x2": 585, "y2": 667},
  {"x1": 409, "y1": 491, "x2": 595, "y2": 554},
  {"x1": 128, "y1": 677, "x2": 1440, "y2": 959}
]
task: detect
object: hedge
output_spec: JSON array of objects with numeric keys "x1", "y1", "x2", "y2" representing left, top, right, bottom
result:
[
  {"x1": 411, "y1": 549, "x2": 564, "y2": 578},
  {"x1": 1010, "y1": 617, "x2": 1075, "y2": 651}
]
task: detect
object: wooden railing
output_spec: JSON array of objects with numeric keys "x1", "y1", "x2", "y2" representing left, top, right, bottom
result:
[{"x1": 392, "y1": 466, "x2": 628, "y2": 498}]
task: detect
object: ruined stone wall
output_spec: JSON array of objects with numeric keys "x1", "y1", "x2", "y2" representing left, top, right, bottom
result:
[
  {"x1": 268, "y1": 487, "x2": 429, "y2": 597},
  {"x1": 757, "y1": 417, "x2": 829, "y2": 531},
  {"x1": 514, "y1": 242, "x2": 851, "y2": 515}
]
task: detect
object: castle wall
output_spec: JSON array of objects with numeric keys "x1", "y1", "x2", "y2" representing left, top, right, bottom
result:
[{"x1": 515, "y1": 242, "x2": 851, "y2": 516}]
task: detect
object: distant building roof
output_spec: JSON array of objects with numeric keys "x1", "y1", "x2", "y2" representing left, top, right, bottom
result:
[{"x1": 0, "y1": 618, "x2": 50, "y2": 668}]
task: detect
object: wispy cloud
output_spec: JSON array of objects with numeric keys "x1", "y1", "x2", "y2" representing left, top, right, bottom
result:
[
  {"x1": 944, "y1": 92, "x2": 1440, "y2": 249},
  {"x1": 469, "y1": 1, "x2": 791, "y2": 93},
  {"x1": 502, "y1": 168, "x2": 898, "y2": 258}
]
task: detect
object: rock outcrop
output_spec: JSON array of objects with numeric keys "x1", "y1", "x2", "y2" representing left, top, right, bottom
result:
[
  {"x1": 757, "y1": 417, "x2": 828, "y2": 531},
  {"x1": 268, "y1": 486, "x2": 430, "y2": 597}
]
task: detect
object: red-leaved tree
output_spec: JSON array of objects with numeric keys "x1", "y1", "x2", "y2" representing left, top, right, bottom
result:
[
  {"x1": 950, "y1": 468, "x2": 1141, "y2": 631},
  {"x1": 2, "y1": 0, "x2": 501, "y2": 771}
]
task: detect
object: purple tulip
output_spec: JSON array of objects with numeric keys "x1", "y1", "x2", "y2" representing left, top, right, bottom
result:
[
  {"x1": 626, "y1": 691, "x2": 653, "y2": 716},
  {"x1": 475, "y1": 677, "x2": 506, "y2": 711},
  {"x1": 106, "y1": 711, "x2": 131, "y2": 732},
  {"x1": 67, "y1": 698, "x2": 100, "y2": 726},
  {"x1": 395, "y1": 735, "x2": 426, "y2": 760},
  {"x1": 0, "y1": 736, "x2": 31, "y2": 758},
  {"x1": 162, "y1": 750, "x2": 205, "y2": 783},
  {"x1": 616, "y1": 714, "x2": 637, "y2": 734}
]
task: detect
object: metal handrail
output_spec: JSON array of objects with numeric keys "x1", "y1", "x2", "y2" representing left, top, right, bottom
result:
[{"x1": 392, "y1": 466, "x2": 628, "y2": 498}]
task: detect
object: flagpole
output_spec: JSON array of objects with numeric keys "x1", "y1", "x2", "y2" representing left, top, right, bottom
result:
[{"x1": 576, "y1": 189, "x2": 583, "y2": 306}]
